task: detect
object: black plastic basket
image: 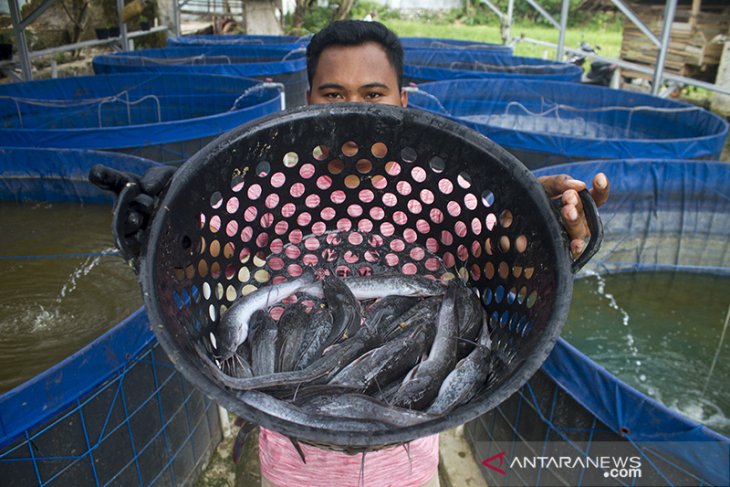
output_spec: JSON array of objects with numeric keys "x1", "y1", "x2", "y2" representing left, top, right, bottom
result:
[{"x1": 139, "y1": 103, "x2": 601, "y2": 449}]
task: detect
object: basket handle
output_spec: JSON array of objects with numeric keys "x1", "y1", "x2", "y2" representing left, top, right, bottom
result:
[
  {"x1": 90, "y1": 164, "x2": 175, "y2": 272},
  {"x1": 570, "y1": 189, "x2": 604, "y2": 273}
]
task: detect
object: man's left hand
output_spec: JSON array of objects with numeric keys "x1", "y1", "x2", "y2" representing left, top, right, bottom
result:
[{"x1": 538, "y1": 172, "x2": 610, "y2": 258}]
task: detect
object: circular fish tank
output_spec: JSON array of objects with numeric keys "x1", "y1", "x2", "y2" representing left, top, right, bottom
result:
[
  {"x1": 167, "y1": 34, "x2": 309, "y2": 49},
  {"x1": 401, "y1": 36, "x2": 512, "y2": 55},
  {"x1": 409, "y1": 79, "x2": 729, "y2": 168},
  {"x1": 0, "y1": 73, "x2": 282, "y2": 166},
  {"x1": 0, "y1": 148, "x2": 223, "y2": 486},
  {"x1": 92, "y1": 45, "x2": 307, "y2": 108},
  {"x1": 467, "y1": 159, "x2": 730, "y2": 486},
  {"x1": 404, "y1": 50, "x2": 582, "y2": 84}
]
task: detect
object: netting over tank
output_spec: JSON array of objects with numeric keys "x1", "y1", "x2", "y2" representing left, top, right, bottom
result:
[
  {"x1": 0, "y1": 73, "x2": 282, "y2": 165},
  {"x1": 404, "y1": 50, "x2": 582, "y2": 83},
  {"x1": 400, "y1": 37, "x2": 512, "y2": 55},
  {"x1": 92, "y1": 45, "x2": 308, "y2": 108},
  {"x1": 409, "y1": 79, "x2": 729, "y2": 168},
  {"x1": 167, "y1": 34, "x2": 309, "y2": 49}
]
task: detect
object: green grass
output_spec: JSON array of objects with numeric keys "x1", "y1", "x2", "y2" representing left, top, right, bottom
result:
[{"x1": 384, "y1": 19, "x2": 623, "y2": 61}]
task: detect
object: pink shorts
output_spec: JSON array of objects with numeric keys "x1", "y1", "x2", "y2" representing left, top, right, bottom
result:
[{"x1": 259, "y1": 428, "x2": 440, "y2": 487}]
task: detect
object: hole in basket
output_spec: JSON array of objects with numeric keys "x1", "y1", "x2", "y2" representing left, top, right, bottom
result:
[
  {"x1": 271, "y1": 172, "x2": 286, "y2": 188},
  {"x1": 498, "y1": 261, "x2": 509, "y2": 279},
  {"x1": 499, "y1": 236, "x2": 511, "y2": 253},
  {"x1": 256, "y1": 161, "x2": 271, "y2": 177},
  {"x1": 500, "y1": 210, "x2": 514, "y2": 228},
  {"x1": 348, "y1": 204, "x2": 363, "y2": 217},
  {"x1": 345, "y1": 175, "x2": 360, "y2": 189},
  {"x1": 486, "y1": 213, "x2": 497, "y2": 231},
  {"x1": 316, "y1": 175, "x2": 332, "y2": 191},
  {"x1": 371, "y1": 142, "x2": 388, "y2": 158},
  {"x1": 300, "y1": 163, "x2": 315, "y2": 179},
  {"x1": 447, "y1": 201, "x2": 461, "y2": 217},
  {"x1": 209, "y1": 215, "x2": 221, "y2": 233},
  {"x1": 395, "y1": 181, "x2": 413, "y2": 196},
  {"x1": 223, "y1": 242, "x2": 235, "y2": 259},
  {"x1": 457, "y1": 172, "x2": 472, "y2": 189},
  {"x1": 471, "y1": 241, "x2": 481, "y2": 258},
  {"x1": 401, "y1": 147, "x2": 417, "y2": 163},
  {"x1": 342, "y1": 141, "x2": 359, "y2": 157},
  {"x1": 210, "y1": 192, "x2": 223, "y2": 209},
  {"x1": 358, "y1": 219, "x2": 373, "y2": 232},
  {"x1": 313, "y1": 145, "x2": 329, "y2": 161},
  {"x1": 383, "y1": 193, "x2": 397, "y2": 207},
  {"x1": 484, "y1": 261, "x2": 495, "y2": 279},
  {"x1": 481, "y1": 190, "x2": 495, "y2": 207},
  {"x1": 515, "y1": 235, "x2": 528, "y2": 253},
  {"x1": 356, "y1": 159, "x2": 373, "y2": 174},
  {"x1": 181, "y1": 235, "x2": 192, "y2": 250},
  {"x1": 247, "y1": 184, "x2": 262, "y2": 201},
  {"x1": 330, "y1": 190, "x2": 347, "y2": 204},
  {"x1": 517, "y1": 286, "x2": 527, "y2": 304},
  {"x1": 429, "y1": 156, "x2": 445, "y2": 173},
  {"x1": 328, "y1": 159, "x2": 344, "y2": 175},
  {"x1": 420, "y1": 189, "x2": 434, "y2": 205},
  {"x1": 270, "y1": 239, "x2": 283, "y2": 254},
  {"x1": 226, "y1": 197, "x2": 239, "y2": 214},
  {"x1": 371, "y1": 175, "x2": 387, "y2": 190},
  {"x1": 283, "y1": 152, "x2": 299, "y2": 168},
  {"x1": 407, "y1": 199, "x2": 422, "y2": 214},
  {"x1": 231, "y1": 170, "x2": 245, "y2": 192},
  {"x1": 464, "y1": 193, "x2": 478, "y2": 210},
  {"x1": 411, "y1": 166, "x2": 427, "y2": 183},
  {"x1": 471, "y1": 218, "x2": 482, "y2": 235},
  {"x1": 385, "y1": 161, "x2": 401, "y2": 176},
  {"x1": 438, "y1": 179, "x2": 453, "y2": 195},
  {"x1": 281, "y1": 203, "x2": 297, "y2": 218},
  {"x1": 226, "y1": 221, "x2": 238, "y2": 238},
  {"x1": 265, "y1": 193, "x2": 280, "y2": 209}
]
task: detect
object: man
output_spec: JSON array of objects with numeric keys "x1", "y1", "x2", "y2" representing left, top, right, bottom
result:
[
  {"x1": 256, "y1": 20, "x2": 610, "y2": 487},
  {"x1": 305, "y1": 20, "x2": 608, "y2": 256}
]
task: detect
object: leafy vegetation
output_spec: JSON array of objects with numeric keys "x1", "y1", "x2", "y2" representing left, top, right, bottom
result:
[{"x1": 283, "y1": 0, "x2": 624, "y2": 62}]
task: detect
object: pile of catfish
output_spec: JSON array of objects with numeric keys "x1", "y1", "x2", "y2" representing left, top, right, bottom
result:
[{"x1": 199, "y1": 268, "x2": 493, "y2": 435}]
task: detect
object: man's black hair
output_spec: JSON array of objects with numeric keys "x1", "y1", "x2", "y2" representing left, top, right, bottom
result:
[{"x1": 306, "y1": 20, "x2": 404, "y2": 88}]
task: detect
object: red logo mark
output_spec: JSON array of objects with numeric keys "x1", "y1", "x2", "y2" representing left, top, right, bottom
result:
[{"x1": 482, "y1": 451, "x2": 507, "y2": 475}]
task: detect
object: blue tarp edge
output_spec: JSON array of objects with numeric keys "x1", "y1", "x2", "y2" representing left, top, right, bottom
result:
[{"x1": 0, "y1": 307, "x2": 154, "y2": 450}]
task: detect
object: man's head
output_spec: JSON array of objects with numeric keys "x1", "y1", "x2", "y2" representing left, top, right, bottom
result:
[{"x1": 306, "y1": 20, "x2": 407, "y2": 107}]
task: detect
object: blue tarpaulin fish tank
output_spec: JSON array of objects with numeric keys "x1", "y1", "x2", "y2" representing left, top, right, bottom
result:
[
  {"x1": 409, "y1": 79, "x2": 728, "y2": 168},
  {"x1": 468, "y1": 159, "x2": 730, "y2": 486},
  {"x1": 92, "y1": 45, "x2": 308, "y2": 108},
  {"x1": 404, "y1": 50, "x2": 582, "y2": 84},
  {"x1": 0, "y1": 148, "x2": 223, "y2": 486},
  {"x1": 0, "y1": 73, "x2": 282, "y2": 166}
]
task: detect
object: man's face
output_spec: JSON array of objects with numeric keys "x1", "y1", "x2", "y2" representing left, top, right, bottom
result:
[{"x1": 307, "y1": 42, "x2": 407, "y2": 107}]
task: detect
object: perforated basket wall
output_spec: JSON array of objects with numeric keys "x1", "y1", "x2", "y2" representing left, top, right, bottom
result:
[{"x1": 140, "y1": 104, "x2": 576, "y2": 448}]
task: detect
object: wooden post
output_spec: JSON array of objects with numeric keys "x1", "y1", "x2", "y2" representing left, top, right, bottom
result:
[
  {"x1": 711, "y1": 39, "x2": 730, "y2": 117},
  {"x1": 689, "y1": 0, "x2": 701, "y2": 29}
]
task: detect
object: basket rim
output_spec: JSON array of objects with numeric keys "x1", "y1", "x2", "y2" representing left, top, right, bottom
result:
[{"x1": 140, "y1": 102, "x2": 575, "y2": 447}]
